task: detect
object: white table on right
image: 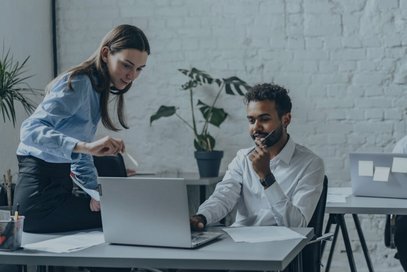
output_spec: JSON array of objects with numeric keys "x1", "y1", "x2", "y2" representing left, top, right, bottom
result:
[{"x1": 324, "y1": 188, "x2": 407, "y2": 272}]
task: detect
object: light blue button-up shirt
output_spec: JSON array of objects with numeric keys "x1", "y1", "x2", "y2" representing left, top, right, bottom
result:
[
  {"x1": 198, "y1": 136, "x2": 325, "y2": 227},
  {"x1": 17, "y1": 74, "x2": 101, "y2": 189}
]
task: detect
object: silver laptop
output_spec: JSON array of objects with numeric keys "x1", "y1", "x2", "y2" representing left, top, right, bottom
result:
[
  {"x1": 98, "y1": 176, "x2": 222, "y2": 248},
  {"x1": 350, "y1": 152, "x2": 407, "y2": 199}
]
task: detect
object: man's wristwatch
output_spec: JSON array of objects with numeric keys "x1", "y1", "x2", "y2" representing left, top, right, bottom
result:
[
  {"x1": 195, "y1": 214, "x2": 207, "y2": 226},
  {"x1": 260, "y1": 173, "x2": 276, "y2": 188}
]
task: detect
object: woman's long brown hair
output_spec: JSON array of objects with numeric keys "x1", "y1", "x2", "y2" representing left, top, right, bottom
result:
[{"x1": 47, "y1": 24, "x2": 150, "y2": 131}]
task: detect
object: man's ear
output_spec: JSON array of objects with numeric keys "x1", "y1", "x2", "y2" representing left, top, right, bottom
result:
[
  {"x1": 100, "y1": 46, "x2": 109, "y2": 63},
  {"x1": 282, "y1": 113, "x2": 291, "y2": 128}
]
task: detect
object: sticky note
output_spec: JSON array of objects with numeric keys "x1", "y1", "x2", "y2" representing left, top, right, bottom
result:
[
  {"x1": 392, "y1": 157, "x2": 407, "y2": 173},
  {"x1": 358, "y1": 161, "x2": 373, "y2": 176},
  {"x1": 373, "y1": 167, "x2": 390, "y2": 182}
]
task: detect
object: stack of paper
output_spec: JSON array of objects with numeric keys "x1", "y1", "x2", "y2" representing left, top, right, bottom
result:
[
  {"x1": 327, "y1": 187, "x2": 352, "y2": 203},
  {"x1": 223, "y1": 226, "x2": 306, "y2": 243},
  {"x1": 23, "y1": 231, "x2": 105, "y2": 253}
]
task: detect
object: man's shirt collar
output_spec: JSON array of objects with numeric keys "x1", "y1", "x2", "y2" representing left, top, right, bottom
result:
[{"x1": 271, "y1": 135, "x2": 295, "y2": 165}]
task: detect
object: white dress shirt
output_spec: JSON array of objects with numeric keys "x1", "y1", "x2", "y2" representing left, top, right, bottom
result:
[
  {"x1": 197, "y1": 136, "x2": 325, "y2": 227},
  {"x1": 393, "y1": 136, "x2": 407, "y2": 153}
]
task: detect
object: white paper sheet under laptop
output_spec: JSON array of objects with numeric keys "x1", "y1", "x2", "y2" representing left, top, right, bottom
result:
[
  {"x1": 98, "y1": 176, "x2": 222, "y2": 248},
  {"x1": 350, "y1": 152, "x2": 407, "y2": 199}
]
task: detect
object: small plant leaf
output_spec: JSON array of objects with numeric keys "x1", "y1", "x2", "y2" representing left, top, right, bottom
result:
[
  {"x1": 150, "y1": 105, "x2": 177, "y2": 125},
  {"x1": 223, "y1": 76, "x2": 251, "y2": 95},
  {"x1": 197, "y1": 100, "x2": 227, "y2": 127},
  {"x1": 194, "y1": 133, "x2": 215, "y2": 151},
  {"x1": 179, "y1": 68, "x2": 214, "y2": 85},
  {"x1": 181, "y1": 80, "x2": 198, "y2": 90}
]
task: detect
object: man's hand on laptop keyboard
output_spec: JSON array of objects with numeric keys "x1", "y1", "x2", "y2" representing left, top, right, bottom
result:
[{"x1": 190, "y1": 214, "x2": 207, "y2": 231}]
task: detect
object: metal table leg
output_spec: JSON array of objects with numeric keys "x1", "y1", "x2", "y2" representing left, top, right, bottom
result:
[
  {"x1": 337, "y1": 214, "x2": 358, "y2": 272},
  {"x1": 352, "y1": 214, "x2": 374, "y2": 272},
  {"x1": 325, "y1": 223, "x2": 340, "y2": 272}
]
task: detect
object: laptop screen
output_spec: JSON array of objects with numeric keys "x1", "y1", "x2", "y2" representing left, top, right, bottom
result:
[
  {"x1": 98, "y1": 177, "x2": 197, "y2": 247},
  {"x1": 350, "y1": 152, "x2": 407, "y2": 199}
]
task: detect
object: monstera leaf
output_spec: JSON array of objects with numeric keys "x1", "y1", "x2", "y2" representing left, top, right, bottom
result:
[
  {"x1": 197, "y1": 100, "x2": 227, "y2": 127},
  {"x1": 150, "y1": 105, "x2": 177, "y2": 124}
]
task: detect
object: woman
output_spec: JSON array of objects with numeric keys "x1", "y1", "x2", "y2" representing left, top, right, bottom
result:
[{"x1": 13, "y1": 24, "x2": 150, "y2": 233}]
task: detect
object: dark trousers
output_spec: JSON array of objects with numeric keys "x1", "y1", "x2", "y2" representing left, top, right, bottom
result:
[
  {"x1": 13, "y1": 155, "x2": 102, "y2": 233},
  {"x1": 396, "y1": 215, "x2": 407, "y2": 271}
]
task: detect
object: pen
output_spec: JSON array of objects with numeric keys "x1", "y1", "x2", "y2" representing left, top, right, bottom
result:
[
  {"x1": 126, "y1": 152, "x2": 139, "y2": 168},
  {"x1": 246, "y1": 129, "x2": 275, "y2": 155},
  {"x1": 14, "y1": 203, "x2": 19, "y2": 221}
]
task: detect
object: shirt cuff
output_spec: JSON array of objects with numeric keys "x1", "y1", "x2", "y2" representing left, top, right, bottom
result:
[
  {"x1": 64, "y1": 137, "x2": 80, "y2": 161},
  {"x1": 264, "y1": 181, "x2": 288, "y2": 206}
]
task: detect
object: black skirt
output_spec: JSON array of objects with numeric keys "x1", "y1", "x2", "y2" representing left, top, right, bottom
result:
[{"x1": 13, "y1": 155, "x2": 101, "y2": 233}]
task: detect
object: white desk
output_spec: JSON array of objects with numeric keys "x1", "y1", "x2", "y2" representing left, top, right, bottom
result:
[
  {"x1": 324, "y1": 189, "x2": 407, "y2": 272},
  {"x1": 0, "y1": 228, "x2": 313, "y2": 272}
]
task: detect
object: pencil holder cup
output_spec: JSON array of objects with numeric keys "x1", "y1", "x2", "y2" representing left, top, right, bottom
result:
[{"x1": 0, "y1": 216, "x2": 24, "y2": 250}]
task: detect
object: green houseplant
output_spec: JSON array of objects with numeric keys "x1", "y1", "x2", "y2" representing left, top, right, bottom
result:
[
  {"x1": 150, "y1": 68, "x2": 251, "y2": 176},
  {"x1": 0, "y1": 47, "x2": 39, "y2": 207},
  {"x1": 0, "y1": 48, "x2": 38, "y2": 127}
]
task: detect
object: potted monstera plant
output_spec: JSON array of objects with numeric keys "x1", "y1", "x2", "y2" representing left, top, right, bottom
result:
[
  {"x1": 150, "y1": 68, "x2": 251, "y2": 177},
  {"x1": 0, "y1": 47, "x2": 39, "y2": 207}
]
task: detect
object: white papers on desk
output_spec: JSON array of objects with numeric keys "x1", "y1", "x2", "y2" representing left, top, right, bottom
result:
[
  {"x1": 222, "y1": 226, "x2": 305, "y2": 243},
  {"x1": 71, "y1": 174, "x2": 100, "y2": 201},
  {"x1": 23, "y1": 231, "x2": 104, "y2": 253},
  {"x1": 327, "y1": 187, "x2": 352, "y2": 203}
]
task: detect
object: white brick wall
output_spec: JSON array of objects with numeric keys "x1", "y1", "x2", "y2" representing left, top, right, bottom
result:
[
  {"x1": 56, "y1": 1, "x2": 407, "y2": 271},
  {"x1": 0, "y1": 0, "x2": 53, "y2": 179}
]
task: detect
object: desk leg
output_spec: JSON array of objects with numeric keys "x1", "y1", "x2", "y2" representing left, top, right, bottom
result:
[
  {"x1": 36, "y1": 266, "x2": 46, "y2": 272},
  {"x1": 325, "y1": 223, "x2": 340, "y2": 272},
  {"x1": 199, "y1": 185, "x2": 206, "y2": 205},
  {"x1": 352, "y1": 214, "x2": 374, "y2": 272},
  {"x1": 337, "y1": 214, "x2": 358, "y2": 272}
]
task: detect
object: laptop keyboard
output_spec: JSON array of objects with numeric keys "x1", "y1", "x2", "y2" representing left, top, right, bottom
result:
[{"x1": 191, "y1": 231, "x2": 220, "y2": 246}]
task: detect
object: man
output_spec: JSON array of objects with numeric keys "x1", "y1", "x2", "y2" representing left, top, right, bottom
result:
[
  {"x1": 392, "y1": 136, "x2": 407, "y2": 271},
  {"x1": 191, "y1": 83, "x2": 325, "y2": 230}
]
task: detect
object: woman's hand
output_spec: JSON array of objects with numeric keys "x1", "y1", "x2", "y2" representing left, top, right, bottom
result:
[
  {"x1": 75, "y1": 136, "x2": 125, "y2": 156},
  {"x1": 126, "y1": 168, "x2": 137, "y2": 176},
  {"x1": 89, "y1": 198, "x2": 100, "y2": 212}
]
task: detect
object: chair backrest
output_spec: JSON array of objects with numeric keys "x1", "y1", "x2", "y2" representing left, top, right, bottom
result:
[
  {"x1": 93, "y1": 154, "x2": 127, "y2": 177},
  {"x1": 301, "y1": 175, "x2": 328, "y2": 272}
]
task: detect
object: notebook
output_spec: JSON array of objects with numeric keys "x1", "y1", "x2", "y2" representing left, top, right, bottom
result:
[
  {"x1": 98, "y1": 176, "x2": 222, "y2": 248},
  {"x1": 350, "y1": 152, "x2": 407, "y2": 199}
]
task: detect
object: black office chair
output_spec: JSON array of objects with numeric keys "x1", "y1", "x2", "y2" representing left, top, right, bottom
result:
[
  {"x1": 384, "y1": 214, "x2": 400, "y2": 264},
  {"x1": 93, "y1": 154, "x2": 127, "y2": 177},
  {"x1": 301, "y1": 175, "x2": 329, "y2": 272}
]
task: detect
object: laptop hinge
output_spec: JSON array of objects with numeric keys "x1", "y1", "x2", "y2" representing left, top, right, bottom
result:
[{"x1": 97, "y1": 184, "x2": 102, "y2": 196}]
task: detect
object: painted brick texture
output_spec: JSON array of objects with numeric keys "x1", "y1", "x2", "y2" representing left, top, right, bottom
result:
[{"x1": 57, "y1": 1, "x2": 407, "y2": 271}]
